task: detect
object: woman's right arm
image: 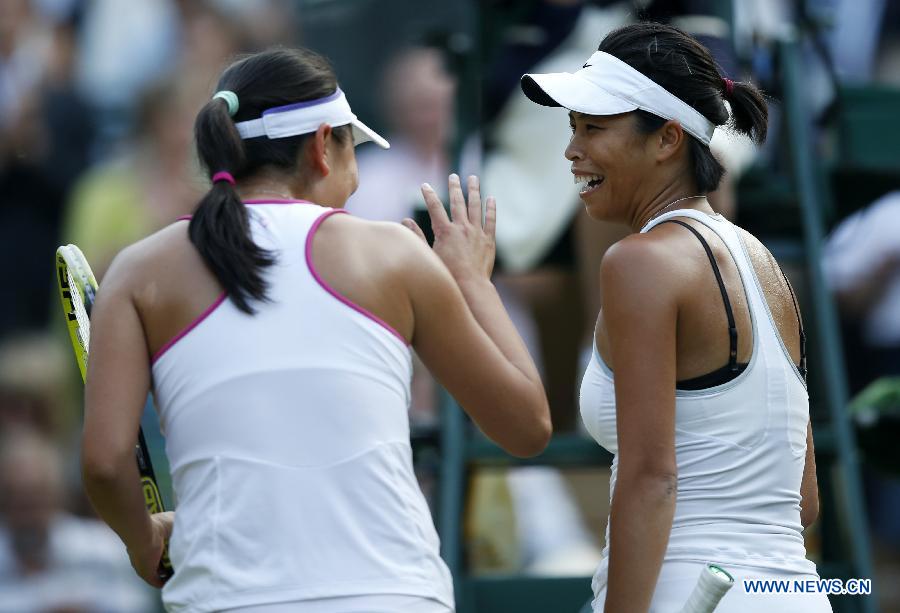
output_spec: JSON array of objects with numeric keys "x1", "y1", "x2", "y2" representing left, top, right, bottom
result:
[
  {"x1": 401, "y1": 175, "x2": 551, "y2": 457},
  {"x1": 81, "y1": 248, "x2": 175, "y2": 586}
]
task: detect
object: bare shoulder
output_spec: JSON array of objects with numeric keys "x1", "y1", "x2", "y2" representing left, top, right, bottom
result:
[
  {"x1": 600, "y1": 231, "x2": 687, "y2": 299},
  {"x1": 319, "y1": 213, "x2": 422, "y2": 245},
  {"x1": 317, "y1": 213, "x2": 441, "y2": 271},
  {"x1": 101, "y1": 220, "x2": 194, "y2": 297}
]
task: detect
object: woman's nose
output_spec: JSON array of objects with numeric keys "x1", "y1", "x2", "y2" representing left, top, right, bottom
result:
[
  {"x1": 566, "y1": 138, "x2": 582, "y2": 162},
  {"x1": 565, "y1": 137, "x2": 583, "y2": 162}
]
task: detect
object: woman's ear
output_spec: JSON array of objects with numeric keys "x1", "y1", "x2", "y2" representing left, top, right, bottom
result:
[
  {"x1": 306, "y1": 123, "x2": 333, "y2": 177},
  {"x1": 655, "y1": 120, "x2": 686, "y2": 163}
]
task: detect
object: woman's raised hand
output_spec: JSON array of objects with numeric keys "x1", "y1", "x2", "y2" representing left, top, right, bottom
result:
[{"x1": 402, "y1": 174, "x2": 496, "y2": 283}]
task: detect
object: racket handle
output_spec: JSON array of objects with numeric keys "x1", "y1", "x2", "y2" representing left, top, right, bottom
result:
[
  {"x1": 159, "y1": 548, "x2": 174, "y2": 582},
  {"x1": 679, "y1": 564, "x2": 734, "y2": 613}
]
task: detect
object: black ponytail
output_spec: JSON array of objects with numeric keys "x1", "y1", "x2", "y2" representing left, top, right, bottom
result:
[
  {"x1": 725, "y1": 80, "x2": 768, "y2": 145},
  {"x1": 598, "y1": 23, "x2": 769, "y2": 193},
  {"x1": 190, "y1": 48, "x2": 350, "y2": 314}
]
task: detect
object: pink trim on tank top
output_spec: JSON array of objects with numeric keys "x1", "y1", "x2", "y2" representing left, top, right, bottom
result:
[
  {"x1": 305, "y1": 209, "x2": 410, "y2": 346},
  {"x1": 152, "y1": 292, "x2": 228, "y2": 364},
  {"x1": 175, "y1": 215, "x2": 193, "y2": 221},
  {"x1": 243, "y1": 199, "x2": 313, "y2": 205}
]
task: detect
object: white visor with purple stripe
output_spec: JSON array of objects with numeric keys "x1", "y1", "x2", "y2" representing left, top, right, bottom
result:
[{"x1": 235, "y1": 88, "x2": 390, "y2": 149}]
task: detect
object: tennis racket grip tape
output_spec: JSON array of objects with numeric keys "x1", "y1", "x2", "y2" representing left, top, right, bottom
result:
[
  {"x1": 679, "y1": 564, "x2": 734, "y2": 613},
  {"x1": 137, "y1": 435, "x2": 173, "y2": 581},
  {"x1": 139, "y1": 472, "x2": 173, "y2": 581}
]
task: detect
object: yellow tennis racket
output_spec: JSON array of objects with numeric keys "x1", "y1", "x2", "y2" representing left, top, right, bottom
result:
[{"x1": 56, "y1": 244, "x2": 174, "y2": 581}]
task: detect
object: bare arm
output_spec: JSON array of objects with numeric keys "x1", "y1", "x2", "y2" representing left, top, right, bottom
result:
[
  {"x1": 402, "y1": 175, "x2": 551, "y2": 457},
  {"x1": 800, "y1": 420, "x2": 819, "y2": 529},
  {"x1": 600, "y1": 237, "x2": 680, "y2": 613},
  {"x1": 81, "y1": 249, "x2": 172, "y2": 587}
]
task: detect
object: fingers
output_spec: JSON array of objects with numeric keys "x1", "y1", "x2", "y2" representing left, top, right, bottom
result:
[
  {"x1": 467, "y1": 175, "x2": 482, "y2": 226},
  {"x1": 153, "y1": 511, "x2": 175, "y2": 540},
  {"x1": 447, "y1": 174, "x2": 466, "y2": 223},
  {"x1": 420, "y1": 183, "x2": 449, "y2": 229},
  {"x1": 401, "y1": 218, "x2": 428, "y2": 243},
  {"x1": 147, "y1": 572, "x2": 165, "y2": 589},
  {"x1": 484, "y1": 196, "x2": 497, "y2": 238}
]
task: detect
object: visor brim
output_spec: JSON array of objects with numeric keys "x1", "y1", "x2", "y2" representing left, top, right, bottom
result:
[
  {"x1": 521, "y1": 72, "x2": 637, "y2": 117},
  {"x1": 351, "y1": 119, "x2": 390, "y2": 149}
]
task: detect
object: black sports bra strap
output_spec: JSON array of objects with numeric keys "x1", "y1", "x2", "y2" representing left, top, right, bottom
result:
[
  {"x1": 778, "y1": 267, "x2": 808, "y2": 381},
  {"x1": 659, "y1": 219, "x2": 739, "y2": 372}
]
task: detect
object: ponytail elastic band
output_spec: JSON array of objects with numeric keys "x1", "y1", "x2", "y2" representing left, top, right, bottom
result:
[
  {"x1": 723, "y1": 78, "x2": 734, "y2": 96},
  {"x1": 213, "y1": 90, "x2": 239, "y2": 117},
  {"x1": 211, "y1": 171, "x2": 236, "y2": 185}
]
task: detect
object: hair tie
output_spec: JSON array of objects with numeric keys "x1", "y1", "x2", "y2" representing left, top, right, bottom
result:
[
  {"x1": 211, "y1": 171, "x2": 236, "y2": 185},
  {"x1": 723, "y1": 78, "x2": 734, "y2": 96},
  {"x1": 213, "y1": 90, "x2": 239, "y2": 117}
]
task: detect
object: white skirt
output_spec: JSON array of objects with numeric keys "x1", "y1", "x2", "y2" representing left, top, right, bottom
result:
[{"x1": 591, "y1": 560, "x2": 834, "y2": 612}]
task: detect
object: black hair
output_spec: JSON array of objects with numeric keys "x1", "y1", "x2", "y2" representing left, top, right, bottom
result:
[
  {"x1": 598, "y1": 22, "x2": 768, "y2": 193},
  {"x1": 192, "y1": 47, "x2": 351, "y2": 313}
]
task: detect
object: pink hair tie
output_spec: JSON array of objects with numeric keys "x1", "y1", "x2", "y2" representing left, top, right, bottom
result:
[
  {"x1": 211, "y1": 171, "x2": 235, "y2": 185},
  {"x1": 723, "y1": 78, "x2": 734, "y2": 96}
]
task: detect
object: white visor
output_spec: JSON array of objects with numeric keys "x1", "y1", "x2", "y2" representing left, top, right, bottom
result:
[
  {"x1": 235, "y1": 88, "x2": 390, "y2": 149},
  {"x1": 521, "y1": 51, "x2": 716, "y2": 146}
]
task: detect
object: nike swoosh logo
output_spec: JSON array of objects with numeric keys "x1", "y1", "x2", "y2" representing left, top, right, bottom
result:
[{"x1": 583, "y1": 63, "x2": 592, "y2": 68}]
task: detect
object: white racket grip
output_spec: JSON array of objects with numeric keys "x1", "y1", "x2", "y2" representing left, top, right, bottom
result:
[{"x1": 679, "y1": 564, "x2": 734, "y2": 613}]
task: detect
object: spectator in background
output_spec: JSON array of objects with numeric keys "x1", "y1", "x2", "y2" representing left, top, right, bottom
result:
[
  {"x1": 74, "y1": 0, "x2": 181, "y2": 150},
  {"x1": 61, "y1": 77, "x2": 205, "y2": 278},
  {"x1": 0, "y1": 428, "x2": 155, "y2": 613},
  {"x1": 0, "y1": 0, "x2": 93, "y2": 336},
  {"x1": 823, "y1": 191, "x2": 900, "y2": 584},
  {"x1": 204, "y1": 0, "x2": 299, "y2": 51},
  {"x1": 0, "y1": 332, "x2": 92, "y2": 518},
  {"x1": 824, "y1": 190, "x2": 900, "y2": 390},
  {"x1": 0, "y1": 334, "x2": 72, "y2": 442},
  {"x1": 62, "y1": 2, "x2": 259, "y2": 280},
  {"x1": 347, "y1": 46, "x2": 457, "y2": 224}
]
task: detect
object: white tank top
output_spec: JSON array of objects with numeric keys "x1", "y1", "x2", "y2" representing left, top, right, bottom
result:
[
  {"x1": 579, "y1": 209, "x2": 818, "y2": 585},
  {"x1": 151, "y1": 201, "x2": 454, "y2": 613}
]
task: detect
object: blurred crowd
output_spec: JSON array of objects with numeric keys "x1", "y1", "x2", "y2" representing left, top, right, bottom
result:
[
  {"x1": 1, "y1": 1, "x2": 302, "y2": 610},
  {"x1": 2, "y1": 0, "x2": 899, "y2": 611}
]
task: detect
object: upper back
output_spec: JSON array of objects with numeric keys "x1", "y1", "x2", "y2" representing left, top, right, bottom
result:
[
  {"x1": 130, "y1": 202, "x2": 414, "y2": 465},
  {"x1": 128, "y1": 202, "x2": 415, "y2": 361}
]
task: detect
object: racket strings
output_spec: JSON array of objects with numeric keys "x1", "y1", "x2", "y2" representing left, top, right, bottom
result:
[{"x1": 67, "y1": 269, "x2": 91, "y2": 353}]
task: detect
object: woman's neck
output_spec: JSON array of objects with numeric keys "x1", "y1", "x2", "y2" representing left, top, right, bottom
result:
[
  {"x1": 629, "y1": 180, "x2": 710, "y2": 232},
  {"x1": 237, "y1": 178, "x2": 301, "y2": 202}
]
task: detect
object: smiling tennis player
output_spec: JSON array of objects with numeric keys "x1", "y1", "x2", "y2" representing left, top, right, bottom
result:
[{"x1": 521, "y1": 23, "x2": 832, "y2": 612}]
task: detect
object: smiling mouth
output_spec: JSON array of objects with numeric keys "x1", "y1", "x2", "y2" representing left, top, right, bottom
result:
[{"x1": 574, "y1": 174, "x2": 604, "y2": 195}]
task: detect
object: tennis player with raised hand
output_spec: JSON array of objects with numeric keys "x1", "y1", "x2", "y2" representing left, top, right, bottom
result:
[
  {"x1": 80, "y1": 48, "x2": 550, "y2": 612},
  {"x1": 521, "y1": 23, "x2": 831, "y2": 612}
]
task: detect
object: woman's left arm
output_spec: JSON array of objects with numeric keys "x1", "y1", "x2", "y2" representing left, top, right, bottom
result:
[
  {"x1": 81, "y1": 249, "x2": 170, "y2": 587},
  {"x1": 600, "y1": 237, "x2": 681, "y2": 613}
]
